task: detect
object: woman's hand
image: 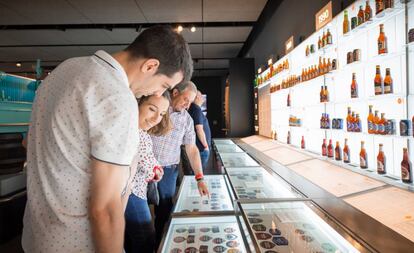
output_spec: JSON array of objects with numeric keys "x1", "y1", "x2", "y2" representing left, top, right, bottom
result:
[{"x1": 152, "y1": 166, "x2": 164, "y2": 182}]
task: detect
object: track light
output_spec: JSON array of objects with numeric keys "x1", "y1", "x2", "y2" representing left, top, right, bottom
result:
[
  {"x1": 190, "y1": 26, "x2": 196, "y2": 32},
  {"x1": 16, "y1": 62, "x2": 22, "y2": 67},
  {"x1": 177, "y1": 25, "x2": 183, "y2": 33}
]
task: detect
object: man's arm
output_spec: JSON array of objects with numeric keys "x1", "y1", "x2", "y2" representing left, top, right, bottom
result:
[
  {"x1": 195, "y1": 124, "x2": 209, "y2": 150},
  {"x1": 89, "y1": 158, "x2": 130, "y2": 253},
  {"x1": 185, "y1": 144, "x2": 209, "y2": 196}
]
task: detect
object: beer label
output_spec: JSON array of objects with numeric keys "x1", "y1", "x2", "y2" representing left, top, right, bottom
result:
[
  {"x1": 378, "y1": 41, "x2": 386, "y2": 53},
  {"x1": 358, "y1": 16, "x2": 364, "y2": 26},
  {"x1": 368, "y1": 121, "x2": 373, "y2": 132},
  {"x1": 364, "y1": 12, "x2": 372, "y2": 21},
  {"x1": 378, "y1": 124, "x2": 385, "y2": 134},
  {"x1": 360, "y1": 155, "x2": 367, "y2": 167},
  {"x1": 376, "y1": 2, "x2": 384, "y2": 14},
  {"x1": 402, "y1": 165, "x2": 410, "y2": 180},
  {"x1": 377, "y1": 160, "x2": 385, "y2": 172},
  {"x1": 322, "y1": 147, "x2": 327, "y2": 156},
  {"x1": 384, "y1": 84, "x2": 392, "y2": 93},
  {"x1": 344, "y1": 152, "x2": 349, "y2": 162}
]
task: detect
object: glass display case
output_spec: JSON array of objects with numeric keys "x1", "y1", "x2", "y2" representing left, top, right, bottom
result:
[
  {"x1": 225, "y1": 167, "x2": 300, "y2": 199},
  {"x1": 215, "y1": 144, "x2": 245, "y2": 153},
  {"x1": 238, "y1": 201, "x2": 365, "y2": 253},
  {"x1": 173, "y1": 175, "x2": 234, "y2": 214},
  {"x1": 213, "y1": 139, "x2": 235, "y2": 145},
  {"x1": 159, "y1": 216, "x2": 248, "y2": 253},
  {"x1": 218, "y1": 153, "x2": 259, "y2": 168}
]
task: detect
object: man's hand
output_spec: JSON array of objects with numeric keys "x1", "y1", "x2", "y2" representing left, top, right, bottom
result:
[
  {"x1": 153, "y1": 167, "x2": 164, "y2": 182},
  {"x1": 197, "y1": 180, "x2": 210, "y2": 197}
]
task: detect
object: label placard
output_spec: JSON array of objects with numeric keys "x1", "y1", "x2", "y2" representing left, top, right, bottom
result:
[
  {"x1": 315, "y1": 1, "x2": 332, "y2": 30},
  {"x1": 285, "y1": 36, "x2": 294, "y2": 54}
]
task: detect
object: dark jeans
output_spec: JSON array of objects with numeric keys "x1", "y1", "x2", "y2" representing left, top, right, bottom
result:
[
  {"x1": 124, "y1": 194, "x2": 155, "y2": 253},
  {"x1": 155, "y1": 164, "x2": 179, "y2": 247},
  {"x1": 200, "y1": 149, "x2": 210, "y2": 170}
]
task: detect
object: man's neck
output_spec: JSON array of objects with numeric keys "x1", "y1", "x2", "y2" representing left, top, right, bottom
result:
[{"x1": 112, "y1": 51, "x2": 139, "y2": 94}]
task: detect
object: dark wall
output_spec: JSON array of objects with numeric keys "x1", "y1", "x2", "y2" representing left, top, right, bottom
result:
[
  {"x1": 245, "y1": 0, "x2": 355, "y2": 68},
  {"x1": 192, "y1": 76, "x2": 226, "y2": 138},
  {"x1": 228, "y1": 58, "x2": 255, "y2": 137}
]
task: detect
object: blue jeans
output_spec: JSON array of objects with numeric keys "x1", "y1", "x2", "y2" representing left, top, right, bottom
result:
[
  {"x1": 154, "y1": 164, "x2": 179, "y2": 247},
  {"x1": 124, "y1": 194, "x2": 154, "y2": 253},
  {"x1": 200, "y1": 149, "x2": 210, "y2": 169}
]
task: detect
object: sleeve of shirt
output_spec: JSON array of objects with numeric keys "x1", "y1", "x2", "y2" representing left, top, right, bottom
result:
[
  {"x1": 189, "y1": 105, "x2": 203, "y2": 126},
  {"x1": 140, "y1": 133, "x2": 160, "y2": 180},
  {"x1": 88, "y1": 94, "x2": 139, "y2": 166},
  {"x1": 182, "y1": 112, "x2": 196, "y2": 145}
]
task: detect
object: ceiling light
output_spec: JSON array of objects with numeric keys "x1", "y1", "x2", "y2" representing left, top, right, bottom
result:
[
  {"x1": 190, "y1": 26, "x2": 196, "y2": 32},
  {"x1": 16, "y1": 62, "x2": 22, "y2": 67},
  {"x1": 177, "y1": 25, "x2": 183, "y2": 33}
]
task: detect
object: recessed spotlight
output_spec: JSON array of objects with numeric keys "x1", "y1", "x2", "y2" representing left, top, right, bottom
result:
[
  {"x1": 16, "y1": 62, "x2": 22, "y2": 67},
  {"x1": 177, "y1": 25, "x2": 183, "y2": 33},
  {"x1": 190, "y1": 26, "x2": 196, "y2": 32}
]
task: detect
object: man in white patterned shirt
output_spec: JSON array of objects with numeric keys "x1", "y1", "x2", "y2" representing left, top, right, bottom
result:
[
  {"x1": 151, "y1": 81, "x2": 209, "y2": 246},
  {"x1": 22, "y1": 26, "x2": 192, "y2": 253}
]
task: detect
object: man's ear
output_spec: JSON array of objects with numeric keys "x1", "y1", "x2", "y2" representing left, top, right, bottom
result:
[
  {"x1": 140, "y1": 58, "x2": 160, "y2": 74},
  {"x1": 172, "y1": 88, "x2": 179, "y2": 97}
]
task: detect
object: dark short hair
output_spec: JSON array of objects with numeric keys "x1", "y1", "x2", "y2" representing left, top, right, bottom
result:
[
  {"x1": 138, "y1": 91, "x2": 173, "y2": 136},
  {"x1": 125, "y1": 25, "x2": 193, "y2": 83}
]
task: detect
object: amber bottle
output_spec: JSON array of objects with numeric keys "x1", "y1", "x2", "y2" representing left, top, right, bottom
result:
[
  {"x1": 346, "y1": 107, "x2": 352, "y2": 132},
  {"x1": 343, "y1": 10, "x2": 350, "y2": 34},
  {"x1": 358, "y1": 5, "x2": 365, "y2": 26},
  {"x1": 373, "y1": 110, "x2": 380, "y2": 134},
  {"x1": 401, "y1": 148, "x2": 412, "y2": 183},
  {"x1": 351, "y1": 73, "x2": 358, "y2": 98},
  {"x1": 377, "y1": 144, "x2": 386, "y2": 174},
  {"x1": 374, "y1": 65, "x2": 383, "y2": 95},
  {"x1": 367, "y1": 105, "x2": 374, "y2": 134},
  {"x1": 335, "y1": 141, "x2": 342, "y2": 161},
  {"x1": 383, "y1": 68, "x2": 393, "y2": 94},
  {"x1": 376, "y1": 0, "x2": 384, "y2": 15},
  {"x1": 378, "y1": 24, "x2": 388, "y2": 55},
  {"x1": 328, "y1": 139, "x2": 334, "y2": 158},
  {"x1": 322, "y1": 139, "x2": 327, "y2": 156},
  {"x1": 327, "y1": 29, "x2": 333, "y2": 44},
  {"x1": 360, "y1": 141, "x2": 368, "y2": 169},
  {"x1": 378, "y1": 113, "x2": 387, "y2": 135},
  {"x1": 365, "y1": 1, "x2": 373, "y2": 21},
  {"x1": 343, "y1": 139, "x2": 350, "y2": 163}
]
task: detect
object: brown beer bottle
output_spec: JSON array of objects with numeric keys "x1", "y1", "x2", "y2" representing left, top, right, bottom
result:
[
  {"x1": 327, "y1": 139, "x2": 334, "y2": 158},
  {"x1": 377, "y1": 144, "x2": 386, "y2": 174},
  {"x1": 385, "y1": 0, "x2": 394, "y2": 9},
  {"x1": 376, "y1": 0, "x2": 384, "y2": 15},
  {"x1": 358, "y1": 5, "x2": 365, "y2": 26},
  {"x1": 383, "y1": 68, "x2": 393, "y2": 94},
  {"x1": 335, "y1": 141, "x2": 342, "y2": 161},
  {"x1": 351, "y1": 73, "x2": 358, "y2": 98},
  {"x1": 378, "y1": 24, "x2": 388, "y2": 55},
  {"x1": 301, "y1": 136, "x2": 305, "y2": 149},
  {"x1": 360, "y1": 141, "x2": 368, "y2": 169},
  {"x1": 373, "y1": 110, "x2": 380, "y2": 134},
  {"x1": 343, "y1": 10, "x2": 350, "y2": 34},
  {"x1": 401, "y1": 148, "x2": 412, "y2": 183},
  {"x1": 322, "y1": 139, "x2": 327, "y2": 156},
  {"x1": 287, "y1": 131, "x2": 291, "y2": 144},
  {"x1": 343, "y1": 139, "x2": 350, "y2": 163},
  {"x1": 374, "y1": 65, "x2": 383, "y2": 95},
  {"x1": 365, "y1": 1, "x2": 372, "y2": 21}
]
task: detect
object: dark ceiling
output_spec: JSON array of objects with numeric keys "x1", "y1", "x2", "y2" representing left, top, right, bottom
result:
[{"x1": 0, "y1": 0, "x2": 268, "y2": 78}]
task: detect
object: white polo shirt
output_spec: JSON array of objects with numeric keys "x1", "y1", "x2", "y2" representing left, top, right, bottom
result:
[{"x1": 22, "y1": 50, "x2": 139, "y2": 252}]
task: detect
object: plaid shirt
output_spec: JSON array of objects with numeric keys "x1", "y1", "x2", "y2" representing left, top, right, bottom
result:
[{"x1": 151, "y1": 107, "x2": 196, "y2": 166}]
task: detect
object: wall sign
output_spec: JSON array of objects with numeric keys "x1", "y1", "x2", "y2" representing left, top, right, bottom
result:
[
  {"x1": 315, "y1": 1, "x2": 332, "y2": 31},
  {"x1": 285, "y1": 36, "x2": 294, "y2": 54}
]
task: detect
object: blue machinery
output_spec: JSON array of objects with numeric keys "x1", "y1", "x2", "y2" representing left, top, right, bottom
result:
[{"x1": 0, "y1": 72, "x2": 39, "y2": 134}]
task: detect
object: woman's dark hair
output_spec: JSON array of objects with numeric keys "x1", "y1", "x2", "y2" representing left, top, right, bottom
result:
[
  {"x1": 125, "y1": 25, "x2": 193, "y2": 83},
  {"x1": 138, "y1": 91, "x2": 173, "y2": 136}
]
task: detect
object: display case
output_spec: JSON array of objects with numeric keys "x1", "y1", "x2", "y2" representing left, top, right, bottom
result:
[
  {"x1": 218, "y1": 153, "x2": 259, "y2": 168},
  {"x1": 238, "y1": 201, "x2": 367, "y2": 253},
  {"x1": 215, "y1": 144, "x2": 245, "y2": 153},
  {"x1": 214, "y1": 139, "x2": 235, "y2": 145},
  {"x1": 225, "y1": 167, "x2": 301, "y2": 199},
  {"x1": 173, "y1": 175, "x2": 234, "y2": 214},
  {"x1": 158, "y1": 216, "x2": 248, "y2": 253}
]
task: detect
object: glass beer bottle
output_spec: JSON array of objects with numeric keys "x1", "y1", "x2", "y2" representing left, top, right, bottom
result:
[
  {"x1": 365, "y1": 1, "x2": 372, "y2": 21},
  {"x1": 335, "y1": 141, "x2": 342, "y2": 161},
  {"x1": 383, "y1": 68, "x2": 393, "y2": 94},
  {"x1": 374, "y1": 65, "x2": 383, "y2": 95},
  {"x1": 343, "y1": 10, "x2": 350, "y2": 34},
  {"x1": 301, "y1": 136, "x2": 305, "y2": 149},
  {"x1": 343, "y1": 139, "x2": 350, "y2": 163},
  {"x1": 368, "y1": 105, "x2": 374, "y2": 134},
  {"x1": 378, "y1": 24, "x2": 388, "y2": 55},
  {"x1": 358, "y1": 5, "x2": 365, "y2": 26},
  {"x1": 322, "y1": 139, "x2": 327, "y2": 156},
  {"x1": 328, "y1": 139, "x2": 334, "y2": 158},
  {"x1": 377, "y1": 144, "x2": 386, "y2": 174},
  {"x1": 360, "y1": 141, "x2": 368, "y2": 169},
  {"x1": 401, "y1": 148, "x2": 412, "y2": 183},
  {"x1": 351, "y1": 73, "x2": 358, "y2": 98},
  {"x1": 376, "y1": 0, "x2": 384, "y2": 15}
]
